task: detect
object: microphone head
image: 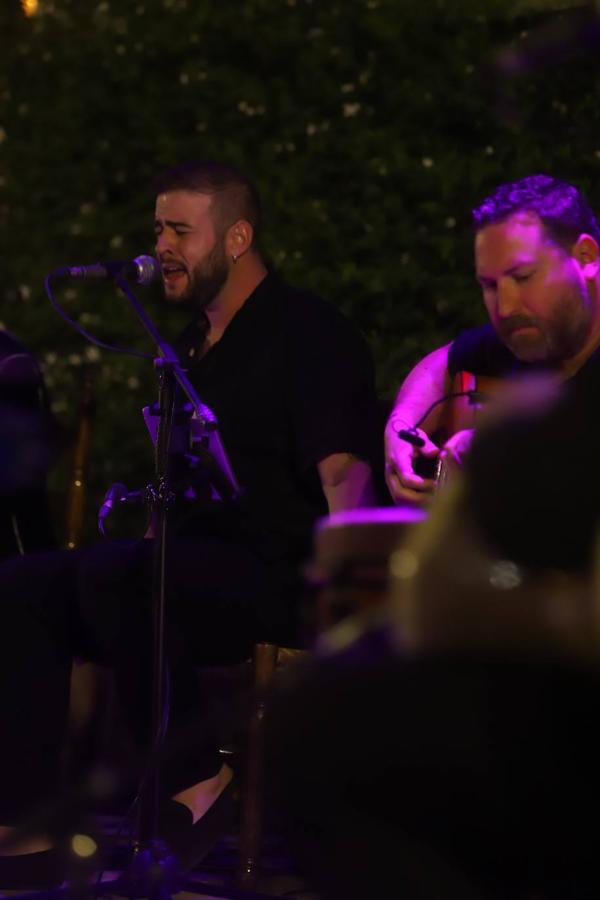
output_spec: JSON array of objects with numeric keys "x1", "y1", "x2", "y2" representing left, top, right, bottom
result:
[{"x1": 132, "y1": 255, "x2": 161, "y2": 286}]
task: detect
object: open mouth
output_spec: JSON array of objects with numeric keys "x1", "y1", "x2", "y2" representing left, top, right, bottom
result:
[{"x1": 161, "y1": 261, "x2": 187, "y2": 283}]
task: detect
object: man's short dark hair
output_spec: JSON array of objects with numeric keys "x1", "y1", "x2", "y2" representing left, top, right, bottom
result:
[
  {"x1": 153, "y1": 160, "x2": 261, "y2": 244},
  {"x1": 472, "y1": 174, "x2": 600, "y2": 250}
]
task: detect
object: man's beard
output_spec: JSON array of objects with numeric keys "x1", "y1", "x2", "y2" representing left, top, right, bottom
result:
[
  {"x1": 181, "y1": 240, "x2": 229, "y2": 313},
  {"x1": 498, "y1": 286, "x2": 593, "y2": 365}
]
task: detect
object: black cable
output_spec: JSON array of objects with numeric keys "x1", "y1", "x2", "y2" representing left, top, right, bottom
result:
[
  {"x1": 396, "y1": 389, "x2": 486, "y2": 447},
  {"x1": 44, "y1": 273, "x2": 154, "y2": 361}
]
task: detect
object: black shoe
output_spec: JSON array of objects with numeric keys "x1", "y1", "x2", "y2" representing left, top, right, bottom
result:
[
  {"x1": 158, "y1": 778, "x2": 237, "y2": 872},
  {"x1": 0, "y1": 848, "x2": 65, "y2": 891}
]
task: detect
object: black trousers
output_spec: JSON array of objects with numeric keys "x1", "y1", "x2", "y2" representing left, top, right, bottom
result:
[{"x1": 0, "y1": 535, "x2": 301, "y2": 823}]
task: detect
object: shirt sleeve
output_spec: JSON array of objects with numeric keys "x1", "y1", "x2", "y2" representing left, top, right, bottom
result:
[{"x1": 285, "y1": 292, "x2": 380, "y2": 472}]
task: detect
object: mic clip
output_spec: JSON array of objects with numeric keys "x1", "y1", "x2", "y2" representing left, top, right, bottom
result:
[{"x1": 397, "y1": 427, "x2": 425, "y2": 448}]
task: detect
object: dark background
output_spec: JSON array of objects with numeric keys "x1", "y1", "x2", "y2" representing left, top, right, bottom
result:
[{"x1": 0, "y1": 0, "x2": 595, "y2": 541}]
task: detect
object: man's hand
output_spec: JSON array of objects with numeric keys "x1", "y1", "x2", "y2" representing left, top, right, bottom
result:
[
  {"x1": 384, "y1": 419, "x2": 440, "y2": 504},
  {"x1": 439, "y1": 428, "x2": 475, "y2": 474}
]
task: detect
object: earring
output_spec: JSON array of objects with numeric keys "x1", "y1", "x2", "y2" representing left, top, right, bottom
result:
[{"x1": 232, "y1": 254, "x2": 238, "y2": 263}]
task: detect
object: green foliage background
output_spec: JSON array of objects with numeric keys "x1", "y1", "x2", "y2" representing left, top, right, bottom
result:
[{"x1": 0, "y1": 0, "x2": 597, "y2": 540}]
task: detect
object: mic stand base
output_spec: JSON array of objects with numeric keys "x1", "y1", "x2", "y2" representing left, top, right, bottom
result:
[{"x1": 102, "y1": 840, "x2": 181, "y2": 900}]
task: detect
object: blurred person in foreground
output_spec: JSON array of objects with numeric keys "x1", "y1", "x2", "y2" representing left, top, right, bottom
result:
[
  {"x1": 265, "y1": 367, "x2": 600, "y2": 900},
  {"x1": 385, "y1": 173, "x2": 600, "y2": 503},
  {"x1": 0, "y1": 327, "x2": 57, "y2": 558}
]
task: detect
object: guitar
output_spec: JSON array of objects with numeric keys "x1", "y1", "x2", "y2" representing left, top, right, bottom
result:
[{"x1": 416, "y1": 371, "x2": 502, "y2": 489}]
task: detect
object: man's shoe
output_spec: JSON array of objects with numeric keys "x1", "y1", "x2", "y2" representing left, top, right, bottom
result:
[{"x1": 158, "y1": 778, "x2": 237, "y2": 872}]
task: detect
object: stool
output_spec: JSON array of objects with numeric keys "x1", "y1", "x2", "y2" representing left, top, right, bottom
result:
[{"x1": 235, "y1": 642, "x2": 306, "y2": 889}]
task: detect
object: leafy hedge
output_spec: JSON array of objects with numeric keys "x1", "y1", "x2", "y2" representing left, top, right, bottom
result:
[{"x1": 0, "y1": 0, "x2": 596, "y2": 539}]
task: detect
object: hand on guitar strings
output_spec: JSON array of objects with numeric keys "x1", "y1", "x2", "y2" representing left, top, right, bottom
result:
[{"x1": 384, "y1": 419, "x2": 441, "y2": 505}]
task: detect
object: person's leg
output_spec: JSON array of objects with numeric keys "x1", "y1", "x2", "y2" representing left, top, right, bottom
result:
[
  {"x1": 75, "y1": 535, "x2": 278, "y2": 867},
  {"x1": 0, "y1": 549, "x2": 81, "y2": 830},
  {"x1": 0, "y1": 548, "x2": 84, "y2": 891}
]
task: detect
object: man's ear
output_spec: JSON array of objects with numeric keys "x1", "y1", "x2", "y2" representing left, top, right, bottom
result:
[
  {"x1": 572, "y1": 233, "x2": 600, "y2": 279},
  {"x1": 226, "y1": 220, "x2": 253, "y2": 261}
]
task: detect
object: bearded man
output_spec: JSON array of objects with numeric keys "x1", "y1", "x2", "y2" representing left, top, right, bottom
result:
[
  {"x1": 384, "y1": 174, "x2": 600, "y2": 503},
  {"x1": 0, "y1": 161, "x2": 380, "y2": 888}
]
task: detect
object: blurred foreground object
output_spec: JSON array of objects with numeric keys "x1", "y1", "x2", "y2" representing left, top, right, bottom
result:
[
  {"x1": 265, "y1": 372, "x2": 600, "y2": 900},
  {"x1": 0, "y1": 329, "x2": 57, "y2": 557}
]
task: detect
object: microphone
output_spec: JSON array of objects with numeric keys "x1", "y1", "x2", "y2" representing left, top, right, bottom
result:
[
  {"x1": 53, "y1": 255, "x2": 160, "y2": 286},
  {"x1": 98, "y1": 482, "x2": 145, "y2": 536}
]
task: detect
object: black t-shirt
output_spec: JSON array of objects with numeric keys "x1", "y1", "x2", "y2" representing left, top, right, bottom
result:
[
  {"x1": 173, "y1": 272, "x2": 380, "y2": 561},
  {"x1": 448, "y1": 321, "x2": 600, "y2": 390},
  {"x1": 448, "y1": 323, "x2": 538, "y2": 380}
]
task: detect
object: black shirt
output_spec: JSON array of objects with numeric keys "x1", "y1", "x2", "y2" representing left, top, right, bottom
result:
[
  {"x1": 174, "y1": 272, "x2": 379, "y2": 561},
  {"x1": 448, "y1": 323, "x2": 537, "y2": 379},
  {"x1": 448, "y1": 321, "x2": 600, "y2": 390}
]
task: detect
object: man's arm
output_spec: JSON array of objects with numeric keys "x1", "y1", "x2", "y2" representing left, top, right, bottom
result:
[
  {"x1": 385, "y1": 343, "x2": 452, "y2": 504},
  {"x1": 318, "y1": 452, "x2": 376, "y2": 514}
]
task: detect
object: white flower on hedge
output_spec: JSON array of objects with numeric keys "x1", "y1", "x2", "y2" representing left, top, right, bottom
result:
[
  {"x1": 445, "y1": 217, "x2": 456, "y2": 228},
  {"x1": 110, "y1": 235, "x2": 123, "y2": 248},
  {"x1": 306, "y1": 123, "x2": 318, "y2": 136},
  {"x1": 68, "y1": 354, "x2": 83, "y2": 366},
  {"x1": 19, "y1": 285, "x2": 31, "y2": 300},
  {"x1": 422, "y1": 157, "x2": 434, "y2": 168},
  {"x1": 343, "y1": 102, "x2": 361, "y2": 117},
  {"x1": 80, "y1": 202, "x2": 94, "y2": 215},
  {"x1": 70, "y1": 223, "x2": 82, "y2": 235},
  {"x1": 85, "y1": 346, "x2": 101, "y2": 363},
  {"x1": 180, "y1": 72, "x2": 189, "y2": 85},
  {"x1": 127, "y1": 375, "x2": 140, "y2": 390},
  {"x1": 341, "y1": 83, "x2": 355, "y2": 94},
  {"x1": 0, "y1": 128, "x2": 7, "y2": 144},
  {"x1": 238, "y1": 101, "x2": 264, "y2": 117},
  {"x1": 485, "y1": 145, "x2": 494, "y2": 155},
  {"x1": 45, "y1": 353, "x2": 58, "y2": 366}
]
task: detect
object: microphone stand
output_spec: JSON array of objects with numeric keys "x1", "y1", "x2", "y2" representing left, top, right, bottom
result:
[
  {"x1": 37, "y1": 270, "x2": 273, "y2": 900},
  {"x1": 103, "y1": 276, "x2": 241, "y2": 900}
]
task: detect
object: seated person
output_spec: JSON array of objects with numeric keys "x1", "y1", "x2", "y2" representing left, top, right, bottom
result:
[
  {"x1": 0, "y1": 159, "x2": 381, "y2": 889},
  {"x1": 384, "y1": 174, "x2": 600, "y2": 503}
]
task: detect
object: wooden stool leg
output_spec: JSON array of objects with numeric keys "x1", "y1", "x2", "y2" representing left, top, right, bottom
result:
[{"x1": 236, "y1": 641, "x2": 279, "y2": 889}]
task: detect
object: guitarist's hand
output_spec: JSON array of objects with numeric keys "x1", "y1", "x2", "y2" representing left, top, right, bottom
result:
[
  {"x1": 439, "y1": 428, "x2": 475, "y2": 476},
  {"x1": 384, "y1": 420, "x2": 440, "y2": 504}
]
